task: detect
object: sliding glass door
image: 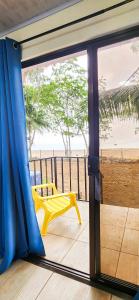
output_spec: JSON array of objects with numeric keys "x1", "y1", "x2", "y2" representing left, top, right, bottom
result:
[
  {"x1": 22, "y1": 25, "x2": 139, "y2": 295},
  {"x1": 98, "y1": 36, "x2": 139, "y2": 285},
  {"x1": 22, "y1": 51, "x2": 90, "y2": 276}
]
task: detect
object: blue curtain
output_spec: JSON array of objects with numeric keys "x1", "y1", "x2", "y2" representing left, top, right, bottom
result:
[
  {"x1": 0, "y1": 38, "x2": 45, "y2": 273},
  {"x1": 134, "y1": 291, "x2": 139, "y2": 300}
]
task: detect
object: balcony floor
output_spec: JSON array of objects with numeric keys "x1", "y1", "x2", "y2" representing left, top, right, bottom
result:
[
  {"x1": 39, "y1": 201, "x2": 139, "y2": 285},
  {"x1": 0, "y1": 259, "x2": 120, "y2": 300},
  {"x1": 0, "y1": 202, "x2": 138, "y2": 300}
]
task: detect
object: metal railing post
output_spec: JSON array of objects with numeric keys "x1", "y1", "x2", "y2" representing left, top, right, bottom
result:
[
  {"x1": 54, "y1": 157, "x2": 58, "y2": 189},
  {"x1": 29, "y1": 156, "x2": 89, "y2": 202}
]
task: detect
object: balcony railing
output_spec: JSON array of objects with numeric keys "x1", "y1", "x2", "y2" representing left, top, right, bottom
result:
[
  {"x1": 29, "y1": 156, "x2": 89, "y2": 201},
  {"x1": 29, "y1": 156, "x2": 103, "y2": 202}
]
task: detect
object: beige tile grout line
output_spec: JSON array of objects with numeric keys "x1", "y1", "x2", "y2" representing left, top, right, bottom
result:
[
  {"x1": 43, "y1": 215, "x2": 89, "y2": 270},
  {"x1": 35, "y1": 272, "x2": 54, "y2": 300},
  {"x1": 107, "y1": 209, "x2": 130, "y2": 300},
  {"x1": 46, "y1": 218, "x2": 88, "y2": 244},
  {"x1": 46, "y1": 231, "x2": 79, "y2": 241},
  {"x1": 110, "y1": 207, "x2": 129, "y2": 300},
  {"x1": 115, "y1": 207, "x2": 129, "y2": 279},
  {"x1": 35, "y1": 220, "x2": 90, "y2": 298},
  {"x1": 101, "y1": 246, "x2": 139, "y2": 257},
  {"x1": 59, "y1": 221, "x2": 89, "y2": 265}
]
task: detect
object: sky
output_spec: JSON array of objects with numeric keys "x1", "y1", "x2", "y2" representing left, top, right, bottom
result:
[{"x1": 23, "y1": 37, "x2": 139, "y2": 150}]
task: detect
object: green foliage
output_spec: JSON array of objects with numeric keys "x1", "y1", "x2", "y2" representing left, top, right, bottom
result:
[
  {"x1": 24, "y1": 85, "x2": 48, "y2": 131},
  {"x1": 23, "y1": 68, "x2": 50, "y2": 158},
  {"x1": 25, "y1": 58, "x2": 130, "y2": 156},
  {"x1": 39, "y1": 59, "x2": 88, "y2": 155}
]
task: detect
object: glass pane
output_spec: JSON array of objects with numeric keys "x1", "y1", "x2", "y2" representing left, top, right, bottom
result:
[
  {"x1": 98, "y1": 37, "x2": 139, "y2": 284},
  {"x1": 22, "y1": 52, "x2": 89, "y2": 274}
]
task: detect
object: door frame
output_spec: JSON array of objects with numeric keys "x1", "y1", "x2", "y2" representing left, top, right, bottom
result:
[{"x1": 22, "y1": 24, "x2": 139, "y2": 297}]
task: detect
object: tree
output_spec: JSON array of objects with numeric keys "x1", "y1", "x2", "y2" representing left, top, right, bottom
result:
[
  {"x1": 23, "y1": 67, "x2": 53, "y2": 159},
  {"x1": 41, "y1": 58, "x2": 88, "y2": 155},
  {"x1": 23, "y1": 58, "x2": 118, "y2": 158},
  {"x1": 40, "y1": 59, "x2": 111, "y2": 155},
  {"x1": 24, "y1": 85, "x2": 49, "y2": 159}
]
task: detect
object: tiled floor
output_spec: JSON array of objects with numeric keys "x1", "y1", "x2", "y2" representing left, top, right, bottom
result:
[
  {"x1": 0, "y1": 260, "x2": 125, "y2": 300},
  {"x1": 40, "y1": 201, "x2": 139, "y2": 285},
  {"x1": 1, "y1": 202, "x2": 137, "y2": 300}
]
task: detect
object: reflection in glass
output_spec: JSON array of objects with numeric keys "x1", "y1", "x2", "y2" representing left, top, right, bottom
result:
[{"x1": 98, "y1": 37, "x2": 139, "y2": 284}]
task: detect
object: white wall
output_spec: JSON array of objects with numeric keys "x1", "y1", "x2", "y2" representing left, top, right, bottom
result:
[{"x1": 6, "y1": 0, "x2": 139, "y2": 61}]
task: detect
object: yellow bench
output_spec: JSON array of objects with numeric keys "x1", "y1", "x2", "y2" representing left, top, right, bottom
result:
[{"x1": 32, "y1": 183, "x2": 82, "y2": 236}]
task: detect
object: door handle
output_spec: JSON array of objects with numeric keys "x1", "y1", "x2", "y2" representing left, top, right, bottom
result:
[{"x1": 88, "y1": 155, "x2": 99, "y2": 176}]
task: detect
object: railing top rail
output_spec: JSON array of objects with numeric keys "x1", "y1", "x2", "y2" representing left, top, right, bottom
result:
[{"x1": 29, "y1": 156, "x2": 88, "y2": 162}]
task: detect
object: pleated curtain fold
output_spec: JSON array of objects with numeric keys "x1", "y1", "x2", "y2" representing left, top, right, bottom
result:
[{"x1": 0, "y1": 38, "x2": 45, "y2": 273}]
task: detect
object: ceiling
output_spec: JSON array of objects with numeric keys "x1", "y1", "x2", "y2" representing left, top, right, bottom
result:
[{"x1": 0, "y1": 0, "x2": 80, "y2": 35}]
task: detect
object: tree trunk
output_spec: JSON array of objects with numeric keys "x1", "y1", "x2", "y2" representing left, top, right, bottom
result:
[
  {"x1": 61, "y1": 130, "x2": 68, "y2": 156},
  {"x1": 65, "y1": 135, "x2": 69, "y2": 156},
  {"x1": 28, "y1": 123, "x2": 35, "y2": 160},
  {"x1": 67, "y1": 124, "x2": 71, "y2": 157},
  {"x1": 30, "y1": 130, "x2": 35, "y2": 158},
  {"x1": 68, "y1": 134, "x2": 71, "y2": 156}
]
